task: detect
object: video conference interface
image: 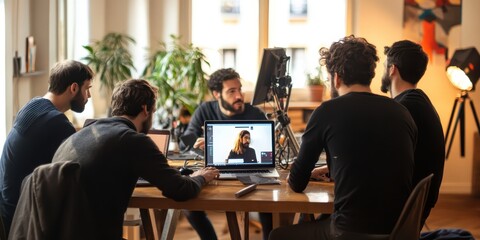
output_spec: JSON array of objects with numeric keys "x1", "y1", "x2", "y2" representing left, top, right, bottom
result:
[{"x1": 205, "y1": 122, "x2": 274, "y2": 166}]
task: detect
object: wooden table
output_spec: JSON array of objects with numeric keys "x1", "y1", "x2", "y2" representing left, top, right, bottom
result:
[{"x1": 128, "y1": 173, "x2": 334, "y2": 240}]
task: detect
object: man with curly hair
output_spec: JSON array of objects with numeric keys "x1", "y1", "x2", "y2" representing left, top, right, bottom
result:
[{"x1": 269, "y1": 36, "x2": 418, "y2": 239}]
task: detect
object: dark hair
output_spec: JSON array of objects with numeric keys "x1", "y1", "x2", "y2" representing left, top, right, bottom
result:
[
  {"x1": 207, "y1": 68, "x2": 240, "y2": 92},
  {"x1": 48, "y1": 60, "x2": 94, "y2": 94},
  {"x1": 319, "y1": 35, "x2": 378, "y2": 86},
  {"x1": 384, "y1": 40, "x2": 428, "y2": 85},
  {"x1": 110, "y1": 79, "x2": 158, "y2": 117},
  {"x1": 179, "y1": 106, "x2": 191, "y2": 118}
]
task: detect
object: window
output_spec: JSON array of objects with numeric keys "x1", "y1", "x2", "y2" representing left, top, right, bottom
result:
[
  {"x1": 289, "y1": 0, "x2": 308, "y2": 18},
  {"x1": 59, "y1": 0, "x2": 94, "y2": 125},
  {"x1": 221, "y1": 0, "x2": 240, "y2": 16},
  {"x1": 192, "y1": 0, "x2": 347, "y2": 89},
  {"x1": 222, "y1": 48, "x2": 237, "y2": 69},
  {"x1": 286, "y1": 48, "x2": 306, "y2": 88}
]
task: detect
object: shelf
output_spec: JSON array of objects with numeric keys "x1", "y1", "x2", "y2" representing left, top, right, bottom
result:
[{"x1": 14, "y1": 71, "x2": 45, "y2": 78}]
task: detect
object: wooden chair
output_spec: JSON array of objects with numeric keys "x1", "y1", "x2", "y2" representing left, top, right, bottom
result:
[{"x1": 338, "y1": 174, "x2": 434, "y2": 240}]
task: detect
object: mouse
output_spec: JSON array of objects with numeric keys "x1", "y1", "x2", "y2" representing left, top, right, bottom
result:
[{"x1": 179, "y1": 167, "x2": 194, "y2": 176}]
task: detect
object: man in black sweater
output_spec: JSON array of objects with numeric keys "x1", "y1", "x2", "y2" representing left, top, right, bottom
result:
[
  {"x1": 181, "y1": 68, "x2": 271, "y2": 240},
  {"x1": 269, "y1": 36, "x2": 418, "y2": 239},
  {"x1": 0, "y1": 60, "x2": 93, "y2": 235},
  {"x1": 381, "y1": 40, "x2": 445, "y2": 226},
  {"x1": 46, "y1": 79, "x2": 219, "y2": 239}
]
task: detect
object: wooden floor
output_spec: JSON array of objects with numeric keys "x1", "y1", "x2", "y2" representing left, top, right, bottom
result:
[
  {"x1": 131, "y1": 193, "x2": 480, "y2": 240},
  {"x1": 421, "y1": 194, "x2": 480, "y2": 239}
]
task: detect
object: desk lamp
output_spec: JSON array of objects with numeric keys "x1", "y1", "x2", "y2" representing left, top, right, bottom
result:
[{"x1": 445, "y1": 47, "x2": 480, "y2": 158}]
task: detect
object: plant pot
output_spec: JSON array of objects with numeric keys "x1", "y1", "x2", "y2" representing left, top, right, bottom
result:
[{"x1": 309, "y1": 85, "x2": 324, "y2": 102}]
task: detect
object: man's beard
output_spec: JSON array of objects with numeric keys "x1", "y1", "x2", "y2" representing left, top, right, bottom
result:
[
  {"x1": 70, "y1": 90, "x2": 86, "y2": 113},
  {"x1": 220, "y1": 95, "x2": 244, "y2": 114},
  {"x1": 380, "y1": 72, "x2": 391, "y2": 94},
  {"x1": 330, "y1": 78, "x2": 339, "y2": 99},
  {"x1": 140, "y1": 112, "x2": 153, "y2": 134},
  {"x1": 242, "y1": 142, "x2": 249, "y2": 149}
]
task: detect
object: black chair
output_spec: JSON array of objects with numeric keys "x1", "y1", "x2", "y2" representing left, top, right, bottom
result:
[
  {"x1": 339, "y1": 174, "x2": 434, "y2": 240},
  {"x1": 0, "y1": 210, "x2": 6, "y2": 240}
]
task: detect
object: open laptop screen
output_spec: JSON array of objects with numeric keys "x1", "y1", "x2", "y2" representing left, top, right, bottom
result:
[
  {"x1": 204, "y1": 120, "x2": 275, "y2": 169},
  {"x1": 147, "y1": 129, "x2": 170, "y2": 155}
]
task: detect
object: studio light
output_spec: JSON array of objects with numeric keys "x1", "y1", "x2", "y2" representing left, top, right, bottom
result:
[
  {"x1": 445, "y1": 47, "x2": 480, "y2": 158},
  {"x1": 446, "y1": 47, "x2": 480, "y2": 91}
]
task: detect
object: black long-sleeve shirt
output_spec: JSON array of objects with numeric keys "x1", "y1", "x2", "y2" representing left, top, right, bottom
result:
[
  {"x1": 52, "y1": 117, "x2": 205, "y2": 239},
  {"x1": 395, "y1": 89, "x2": 445, "y2": 221},
  {"x1": 181, "y1": 101, "x2": 266, "y2": 149},
  {"x1": 289, "y1": 92, "x2": 417, "y2": 235},
  {"x1": 228, "y1": 147, "x2": 258, "y2": 163}
]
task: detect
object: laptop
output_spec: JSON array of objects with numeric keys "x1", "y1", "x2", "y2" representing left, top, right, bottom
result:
[
  {"x1": 204, "y1": 120, "x2": 279, "y2": 179},
  {"x1": 167, "y1": 133, "x2": 204, "y2": 160},
  {"x1": 147, "y1": 129, "x2": 170, "y2": 155},
  {"x1": 137, "y1": 129, "x2": 171, "y2": 186}
]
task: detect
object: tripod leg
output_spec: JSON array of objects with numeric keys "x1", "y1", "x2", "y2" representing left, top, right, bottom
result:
[
  {"x1": 445, "y1": 97, "x2": 460, "y2": 141},
  {"x1": 284, "y1": 124, "x2": 300, "y2": 156},
  {"x1": 446, "y1": 100, "x2": 465, "y2": 159},
  {"x1": 469, "y1": 99, "x2": 480, "y2": 136},
  {"x1": 460, "y1": 103, "x2": 465, "y2": 157}
]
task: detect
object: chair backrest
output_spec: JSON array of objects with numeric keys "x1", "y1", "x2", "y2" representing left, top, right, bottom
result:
[
  {"x1": 9, "y1": 161, "x2": 95, "y2": 240},
  {"x1": 390, "y1": 173, "x2": 434, "y2": 240},
  {"x1": 0, "y1": 210, "x2": 6, "y2": 240}
]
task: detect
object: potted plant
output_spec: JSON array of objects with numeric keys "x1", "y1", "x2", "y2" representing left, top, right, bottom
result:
[
  {"x1": 82, "y1": 33, "x2": 136, "y2": 93},
  {"x1": 143, "y1": 35, "x2": 210, "y2": 128},
  {"x1": 306, "y1": 66, "x2": 327, "y2": 102}
]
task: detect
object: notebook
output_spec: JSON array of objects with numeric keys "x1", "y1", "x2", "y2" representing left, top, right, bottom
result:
[
  {"x1": 137, "y1": 129, "x2": 171, "y2": 186},
  {"x1": 204, "y1": 120, "x2": 279, "y2": 179}
]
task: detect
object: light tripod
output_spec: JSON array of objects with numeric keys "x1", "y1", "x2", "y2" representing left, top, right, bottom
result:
[
  {"x1": 445, "y1": 91, "x2": 480, "y2": 158},
  {"x1": 269, "y1": 56, "x2": 300, "y2": 169}
]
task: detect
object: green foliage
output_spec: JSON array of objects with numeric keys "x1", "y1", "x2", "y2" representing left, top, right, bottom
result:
[
  {"x1": 306, "y1": 66, "x2": 327, "y2": 86},
  {"x1": 82, "y1": 33, "x2": 136, "y2": 92},
  {"x1": 143, "y1": 35, "x2": 210, "y2": 115}
]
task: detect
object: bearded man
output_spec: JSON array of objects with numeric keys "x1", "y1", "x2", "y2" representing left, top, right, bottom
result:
[
  {"x1": 180, "y1": 68, "x2": 272, "y2": 240},
  {"x1": 0, "y1": 60, "x2": 93, "y2": 235}
]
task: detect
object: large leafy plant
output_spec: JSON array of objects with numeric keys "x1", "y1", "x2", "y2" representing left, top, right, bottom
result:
[
  {"x1": 143, "y1": 35, "x2": 210, "y2": 124},
  {"x1": 82, "y1": 33, "x2": 136, "y2": 92}
]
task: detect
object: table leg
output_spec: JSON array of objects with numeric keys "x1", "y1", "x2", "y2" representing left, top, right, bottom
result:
[
  {"x1": 160, "y1": 209, "x2": 181, "y2": 240},
  {"x1": 153, "y1": 209, "x2": 168, "y2": 237},
  {"x1": 140, "y1": 208, "x2": 156, "y2": 240},
  {"x1": 226, "y1": 211, "x2": 242, "y2": 240},
  {"x1": 244, "y1": 212, "x2": 249, "y2": 240}
]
